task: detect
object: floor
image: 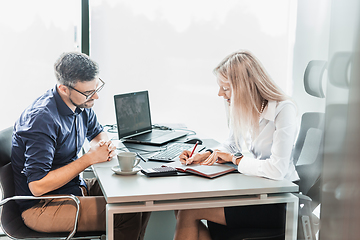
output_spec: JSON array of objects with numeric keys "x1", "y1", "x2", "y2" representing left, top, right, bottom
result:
[
  {"x1": 0, "y1": 210, "x2": 177, "y2": 240},
  {"x1": 0, "y1": 235, "x2": 104, "y2": 240}
]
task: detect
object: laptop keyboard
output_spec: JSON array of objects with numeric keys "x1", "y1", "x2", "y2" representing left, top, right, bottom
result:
[{"x1": 148, "y1": 143, "x2": 196, "y2": 161}]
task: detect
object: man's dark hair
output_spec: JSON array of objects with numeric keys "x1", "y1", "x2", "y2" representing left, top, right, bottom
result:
[{"x1": 54, "y1": 52, "x2": 99, "y2": 87}]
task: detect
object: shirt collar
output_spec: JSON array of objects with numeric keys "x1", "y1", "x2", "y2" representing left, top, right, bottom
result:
[
  {"x1": 260, "y1": 100, "x2": 276, "y2": 121},
  {"x1": 53, "y1": 85, "x2": 83, "y2": 116}
]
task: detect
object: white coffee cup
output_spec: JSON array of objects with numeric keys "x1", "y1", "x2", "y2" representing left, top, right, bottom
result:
[{"x1": 117, "y1": 152, "x2": 140, "y2": 172}]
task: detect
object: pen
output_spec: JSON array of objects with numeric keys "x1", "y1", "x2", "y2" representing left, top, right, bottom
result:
[
  {"x1": 136, "y1": 152, "x2": 147, "y2": 162},
  {"x1": 189, "y1": 141, "x2": 199, "y2": 158}
]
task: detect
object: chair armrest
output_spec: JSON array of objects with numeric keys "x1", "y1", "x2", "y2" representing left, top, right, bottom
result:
[
  {"x1": 0, "y1": 195, "x2": 80, "y2": 240},
  {"x1": 293, "y1": 193, "x2": 317, "y2": 239},
  {"x1": 293, "y1": 192, "x2": 312, "y2": 202}
]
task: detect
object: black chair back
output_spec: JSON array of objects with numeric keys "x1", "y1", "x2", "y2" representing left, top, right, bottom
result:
[
  {"x1": 0, "y1": 127, "x2": 104, "y2": 239},
  {"x1": 0, "y1": 127, "x2": 12, "y2": 168},
  {"x1": 0, "y1": 126, "x2": 34, "y2": 238}
]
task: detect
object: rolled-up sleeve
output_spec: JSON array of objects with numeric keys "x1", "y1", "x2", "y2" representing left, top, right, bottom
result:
[
  {"x1": 21, "y1": 111, "x2": 57, "y2": 183},
  {"x1": 85, "y1": 108, "x2": 104, "y2": 141}
]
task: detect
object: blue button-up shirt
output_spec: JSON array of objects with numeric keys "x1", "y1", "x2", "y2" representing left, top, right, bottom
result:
[{"x1": 11, "y1": 86, "x2": 104, "y2": 212}]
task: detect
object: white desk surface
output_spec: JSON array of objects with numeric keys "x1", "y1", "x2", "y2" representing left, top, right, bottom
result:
[
  {"x1": 93, "y1": 158, "x2": 298, "y2": 204},
  {"x1": 92, "y1": 140, "x2": 299, "y2": 240}
]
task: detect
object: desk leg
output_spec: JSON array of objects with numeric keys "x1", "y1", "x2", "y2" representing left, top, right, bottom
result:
[
  {"x1": 104, "y1": 193, "x2": 298, "y2": 240},
  {"x1": 285, "y1": 194, "x2": 299, "y2": 240},
  {"x1": 106, "y1": 204, "x2": 114, "y2": 240}
]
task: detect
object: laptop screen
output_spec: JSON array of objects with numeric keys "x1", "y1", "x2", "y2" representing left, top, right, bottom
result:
[{"x1": 114, "y1": 91, "x2": 152, "y2": 139}]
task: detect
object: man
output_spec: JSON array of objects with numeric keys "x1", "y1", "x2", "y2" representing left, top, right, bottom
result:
[{"x1": 11, "y1": 52, "x2": 150, "y2": 239}]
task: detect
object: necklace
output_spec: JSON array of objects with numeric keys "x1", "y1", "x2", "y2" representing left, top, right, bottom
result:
[{"x1": 259, "y1": 100, "x2": 266, "y2": 114}]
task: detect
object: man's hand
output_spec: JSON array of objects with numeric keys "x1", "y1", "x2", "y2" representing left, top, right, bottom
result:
[
  {"x1": 90, "y1": 132, "x2": 116, "y2": 161},
  {"x1": 87, "y1": 140, "x2": 114, "y2": 164},
  {"x1": 98, "y1": 140, "x2": 117, "y2": 160}
]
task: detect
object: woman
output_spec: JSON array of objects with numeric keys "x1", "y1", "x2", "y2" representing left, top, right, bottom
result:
[{"x1": 174, "y1": 50, "x2": 299, "y2": 240}]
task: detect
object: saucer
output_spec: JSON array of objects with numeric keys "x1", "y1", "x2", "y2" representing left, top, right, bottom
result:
[{"x1": 111, "y1": 166, "x2": 141, "y2": 175}]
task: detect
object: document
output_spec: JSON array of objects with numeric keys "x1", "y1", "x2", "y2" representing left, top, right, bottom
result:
[{"x1": 163, "y1": 161, "x2": 237, "y2": 178}]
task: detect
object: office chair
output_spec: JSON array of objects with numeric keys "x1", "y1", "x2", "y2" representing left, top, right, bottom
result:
[
  {"x1": 0, "y1": 126, "x2": 105, "y2": 240},
  {"x1": 292, "y1": 60, "x2": 327, "y2": 240}
]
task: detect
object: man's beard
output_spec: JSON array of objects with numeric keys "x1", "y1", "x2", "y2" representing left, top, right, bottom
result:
[{"x1": 70, "y1": 97, "x2": 94, "y2": 109}]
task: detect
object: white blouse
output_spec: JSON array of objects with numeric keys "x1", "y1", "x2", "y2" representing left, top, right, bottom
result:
[{"x1": 219, "y1": 100, "x2": 300, "y2": 181}]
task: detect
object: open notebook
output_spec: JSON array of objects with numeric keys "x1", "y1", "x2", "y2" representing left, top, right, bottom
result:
[{"x1": 163, "y1": 161, "x2": 237, "y2": 178}]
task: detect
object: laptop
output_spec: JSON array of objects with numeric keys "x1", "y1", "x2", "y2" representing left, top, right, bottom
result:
[{"x1": 114, "y1": 91, "x2": 187, "y2": 145}]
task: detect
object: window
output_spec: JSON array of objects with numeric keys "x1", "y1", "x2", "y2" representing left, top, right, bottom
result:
[{"x1": 90, "y1": 0, "x2": 297, "y2": 141}]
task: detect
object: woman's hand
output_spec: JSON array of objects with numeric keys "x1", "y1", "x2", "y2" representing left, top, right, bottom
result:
[
  {"x1": 201, "y1": 149, "x2": 233, "y2": 165},
  {"x1": 179, "y1": 150, "x2": 211, "y2": 165}
]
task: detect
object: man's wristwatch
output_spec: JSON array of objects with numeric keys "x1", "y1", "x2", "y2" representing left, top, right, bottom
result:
[{"x1": 232, "y1": 152, "x2": 243, "y2": 165}]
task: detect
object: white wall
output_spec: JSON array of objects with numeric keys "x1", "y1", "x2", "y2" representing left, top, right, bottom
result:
[
  {"x1": 89, "y1": 0, "x2": 297, "y2": 142},
  {"x1": 0, "y1": 1, "x2": 81, "y2": 234}
]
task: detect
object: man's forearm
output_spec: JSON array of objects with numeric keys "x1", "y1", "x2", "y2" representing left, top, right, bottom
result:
[
  {"x1": 28, "y1": 153, "x2": 93, "y2": 196},
  {"x1": 90, "y1": 131, "x2": 109, "y2": 147},
  {"x1": 29, "y1": 132, "x2": 113, "y2": 197}
]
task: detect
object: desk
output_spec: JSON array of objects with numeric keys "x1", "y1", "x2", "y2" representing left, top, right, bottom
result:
[{"x1": 92, "y1": 140, "x2": 299, "y2": 240}]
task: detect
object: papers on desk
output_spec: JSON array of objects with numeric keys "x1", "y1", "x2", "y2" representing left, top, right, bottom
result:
[{"x1": 163, "y1": 161, "x2": 237, "y2": 178}]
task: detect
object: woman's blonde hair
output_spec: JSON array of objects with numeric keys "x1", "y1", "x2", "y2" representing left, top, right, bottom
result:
[{"x1": 214, "y1": 50, "x2": 288, "y2": 142}]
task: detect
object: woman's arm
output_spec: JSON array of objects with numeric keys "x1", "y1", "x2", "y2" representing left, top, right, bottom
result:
[{"x1": 238, "y1": 102, "x2": 298, "y2": 180}]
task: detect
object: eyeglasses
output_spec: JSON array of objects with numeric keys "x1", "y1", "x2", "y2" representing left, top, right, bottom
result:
[{"x1": 67, "y1": 78, "x2": 105, "y2": 100}]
